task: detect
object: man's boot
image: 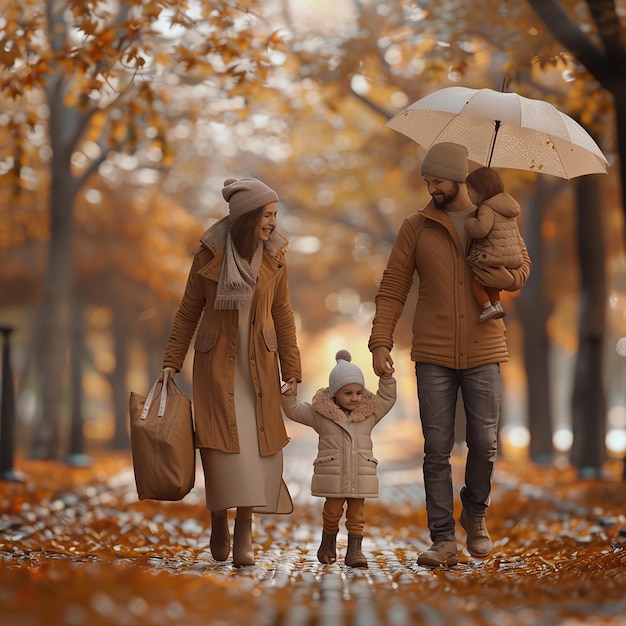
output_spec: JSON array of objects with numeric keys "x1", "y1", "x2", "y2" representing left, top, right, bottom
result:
[
  {"x1": 344, "y1": 533, "x2": 367, "y2": 568},
  {"x1": 209, "y1": 510, "x2": 230, "y2": 562},
  {"x1": 460, "y1": 508, "x2": 492, "y2": 557},
  {"x1": 417, "y1": 541, "x2": 459, "y2": 567},
  {"x1": 317, "y1": 531, "x2": 337, "y2": 564},
  {"x1": 233, "y1": 508, "x2": 254, "y2": 567}
]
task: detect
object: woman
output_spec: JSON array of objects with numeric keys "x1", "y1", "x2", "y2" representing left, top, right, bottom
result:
[{"x1": 162, "y1": 177, "x2": 301, "y2": 566}]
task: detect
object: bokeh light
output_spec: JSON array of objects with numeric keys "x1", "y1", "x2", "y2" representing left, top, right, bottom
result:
[
  {"x1": 606, "y1": 429, "x2": 626, "y2": 457},
  {"x1": 553, "y1": 427, "x2": 573, "y2": 452}
]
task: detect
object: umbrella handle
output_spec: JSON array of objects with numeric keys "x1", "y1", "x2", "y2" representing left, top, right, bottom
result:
[{"x1": 487, "y1": 120, "x2": 501, "y2": 167}]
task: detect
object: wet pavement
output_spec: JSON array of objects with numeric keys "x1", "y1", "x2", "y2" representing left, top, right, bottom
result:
[{"x1": 0, "y1": 439, "x2": 625, "y2": 626}]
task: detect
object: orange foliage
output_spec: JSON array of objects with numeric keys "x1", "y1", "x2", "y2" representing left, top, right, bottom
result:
[{"x1": 0, "y1": 453, "x2": 624, "y2": 624}]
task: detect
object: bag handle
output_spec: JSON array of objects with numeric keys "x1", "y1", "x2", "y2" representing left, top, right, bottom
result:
[
  {"x1": 139, "y1": 369, "x2": 187, "y2": 420},
  {"x1": 139, "y1": 369, "x2": 170, "y2": 420},
  {"x1": 157, "y1": 368, "x2": 170, "y2": 417}
]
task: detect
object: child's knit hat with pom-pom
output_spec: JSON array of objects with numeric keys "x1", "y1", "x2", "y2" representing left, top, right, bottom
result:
[{"x1": 329, "y1": 350, "x2": 365, "y2": 396}]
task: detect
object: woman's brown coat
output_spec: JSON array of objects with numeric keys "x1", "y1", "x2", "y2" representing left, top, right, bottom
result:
[{"x1": 163, "y1": 217, "x2": 301, "y2": 456}]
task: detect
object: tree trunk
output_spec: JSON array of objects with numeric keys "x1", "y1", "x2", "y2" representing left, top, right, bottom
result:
[
  {"x1": 518, "y1": 178, "x2": 554, "y2": 463},
  {"x1": 110, "y1": 308, "x2": 131, "y2": 450},
  {"x1": 525, "y1": 0, "x2": 626, "y2": 246},
  {"x1": 65, "y1": 294, "x2": 92, "y2": 466},
  {"x1": 570, "y1": 175, "x2": 607, "y2": 475},
  {"x1": 29, "y1": 2, "x2": 85, "y2": 459},
  {"x1": 29, "y1": 47, "x2": 85, "y2": 458},
  {"x1": 29, "y1": 151, "x2": 75, "y2": 460}
]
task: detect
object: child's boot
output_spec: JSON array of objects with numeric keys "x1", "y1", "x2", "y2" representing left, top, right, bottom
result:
[
  {"x1": 317, "y1": 531, "x2": 337, "y2": 564},
  {"x1": 345, "y1": 533, "x2": 367, "y2": 568},
  {"x1": 479, "y1": 304, "x2": 498, "y2": 322}
]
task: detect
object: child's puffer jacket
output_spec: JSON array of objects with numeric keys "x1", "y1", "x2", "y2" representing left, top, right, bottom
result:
[{"x1": 281, "y1": 377, "x2": 396, "y2": 498}]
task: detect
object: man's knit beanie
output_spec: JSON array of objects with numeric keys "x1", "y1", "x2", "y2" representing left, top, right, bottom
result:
[
  {"x1": 420, "y1": 142, "x2": 469, "y2": 182},
  {"x1": 222, "y1": 178, "x2": 279, "y2": 221},
  {"x1": 329, "y1": 350, "x2": 365, "y2": 396}
]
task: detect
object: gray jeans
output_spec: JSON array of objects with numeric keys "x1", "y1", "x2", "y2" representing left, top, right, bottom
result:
[{"x1": 415, "y1": 362, "x2": 501, "y2": 543}]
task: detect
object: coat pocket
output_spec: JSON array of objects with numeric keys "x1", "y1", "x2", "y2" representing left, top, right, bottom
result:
[
  {"x1": 262, "y1": 327, "x2": 278, "y2": 352},
  {"x1": 358, "y1": 453, "x2": 378, "y2": 475},
  {"x1": 194, "y1": 330, "x2": 217, "y2": 352},
  {"x1": 313, "y1": 454, "x2": 340, "y2": 474}
]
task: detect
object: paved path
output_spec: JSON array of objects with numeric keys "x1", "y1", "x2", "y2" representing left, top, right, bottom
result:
[{"x1": 1, "y1": 441, "x2": 625, "y2": 626}]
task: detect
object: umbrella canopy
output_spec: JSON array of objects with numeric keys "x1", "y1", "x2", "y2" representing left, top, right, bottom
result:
[{"x1": 386, "y1": 86, "x2": 608, "y2": 179}]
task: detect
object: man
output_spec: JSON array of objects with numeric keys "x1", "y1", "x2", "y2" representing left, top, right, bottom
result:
[{"x1": 369, "y1": 142, "x2": 531, "y2": 566}]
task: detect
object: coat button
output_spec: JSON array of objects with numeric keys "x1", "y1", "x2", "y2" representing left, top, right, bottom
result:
[
  {"x1": 259, "y1": 427, "x2": 265, "y2": 432},
  {"x1": 258, "y1": 392, "x2": 262, "y2": 397}
]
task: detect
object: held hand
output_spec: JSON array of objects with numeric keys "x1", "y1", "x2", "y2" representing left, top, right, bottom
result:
[
  {"x1": 372, "y1": 347, "x2": 394, "y2": 378},
  {"x1": 281, "y1": 377, "x2": 297, "y2": 396}
]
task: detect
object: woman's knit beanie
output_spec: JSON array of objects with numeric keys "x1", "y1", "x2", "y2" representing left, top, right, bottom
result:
[
  {"x1": 222, "y1": 178, "x2": 279, "y2": 220},
  {"x1": 420, "y1": 142, "x2": 469, "y2": 182},
  {"x1": 329, "y1": 350, "x2": 365, "y2": 396}
]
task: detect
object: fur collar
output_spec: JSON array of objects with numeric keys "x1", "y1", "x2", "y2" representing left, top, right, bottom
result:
[
  {"x1": 199, "y1": 216, "x2": 288, "y2": 257},
  {"x1": 311, "y1": 387, "x2": 378, "y2": 424}
]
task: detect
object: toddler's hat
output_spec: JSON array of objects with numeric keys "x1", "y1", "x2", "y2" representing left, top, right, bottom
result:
[{"x1": 329, "y1": 350, "x2": 365, "y2": 396}]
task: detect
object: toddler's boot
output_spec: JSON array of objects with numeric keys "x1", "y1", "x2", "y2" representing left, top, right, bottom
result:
[
  {"x1": 345, "y1": 533, "x2": 367, "y2": 568},
  {"x1": 479, "y1": 305, "x2": 498, "y2": 322},
  {"x1": 317, "y1": 531, "x2": 337, "y2": 564}
]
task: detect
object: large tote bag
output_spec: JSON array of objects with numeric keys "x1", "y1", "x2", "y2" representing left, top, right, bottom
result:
[{"x1": 129, "y1": 370, "x2": 195, "y2": 501}]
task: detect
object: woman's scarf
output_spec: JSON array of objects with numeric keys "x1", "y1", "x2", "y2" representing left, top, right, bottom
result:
[{"x1": 214, "y1": 233, "x2": 263, "y2": 310}]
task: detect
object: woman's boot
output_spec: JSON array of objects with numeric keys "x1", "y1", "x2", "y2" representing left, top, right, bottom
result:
[
  {"x1": 233, "y1": 507, "x2": 254, "y2": 567},
  {"x1": 317, "y1": 531, "x2": 337, "y2": 564},
  {"x1": 210, "y1": 510, "x2": 230, "y2": 561},
  {"x1": 345, "y1": 533, "x2": 367, "y2": 568}
]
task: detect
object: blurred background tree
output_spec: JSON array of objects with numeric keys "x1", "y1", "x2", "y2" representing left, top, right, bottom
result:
[
  {"x1": 0, "y1": 0, "x2": 624, "y2": 475},
  {"x1": 0, "y1": 0, "x2": 285, "y2": 459}
]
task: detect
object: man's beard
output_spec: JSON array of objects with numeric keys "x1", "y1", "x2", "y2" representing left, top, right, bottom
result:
[{"x1": 432, "y1": 183, "x2": 460, "y2": 209}]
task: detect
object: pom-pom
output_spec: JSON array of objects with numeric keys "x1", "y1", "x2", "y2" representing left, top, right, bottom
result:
[{"x1": 335, "y1": 349, "x2": 351, "y2": 363}]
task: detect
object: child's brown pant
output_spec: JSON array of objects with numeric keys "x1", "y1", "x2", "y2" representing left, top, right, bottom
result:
[
  {"x1": 322, "y1": 497, "x2": 365, "y2": 534},
  {"x1": 472, "y1": 276, "x2": 500, "y2": 307}
]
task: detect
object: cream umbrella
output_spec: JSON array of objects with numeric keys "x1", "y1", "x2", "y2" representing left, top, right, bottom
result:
[{"x1": 386, "y1": 86, "x2": 608, "y2": 179}]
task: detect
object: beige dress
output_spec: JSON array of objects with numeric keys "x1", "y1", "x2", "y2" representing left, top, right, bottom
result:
[{"x1": 200, "y1": 303, "x2": 292, "y2": 513}]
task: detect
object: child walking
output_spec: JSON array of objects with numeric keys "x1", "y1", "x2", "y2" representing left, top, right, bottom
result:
[
  {"x1": 281, "y1": 350, "x2": 396, "y2": 567},
  {"x1": 465, "y1": 167, "x2": 525, "y2": 322}
]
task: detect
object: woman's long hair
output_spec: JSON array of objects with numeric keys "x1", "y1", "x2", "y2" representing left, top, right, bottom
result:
[
  {"x1": 465, "y1": 167, "x2": 504, "y2": 203},
  {"x1": 230, "y1": 206, "x2": 264, "y2": 260}
]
